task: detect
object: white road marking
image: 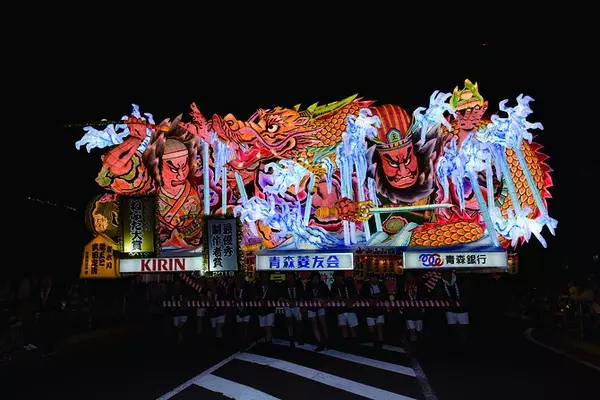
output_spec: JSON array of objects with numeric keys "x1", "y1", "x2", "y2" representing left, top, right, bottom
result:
[
  {"x1": 193, "y1": 374, "x2": 280, "y2": 399},
  {"x1": 271, "y1": 339, "x2": 415, "y2": 376},
  {"x1": 235, "y1": 352, "x2": 416, "y2": 400},
  {"x1": 157, "y1": 342, "x2": 257, "y2": 399}
]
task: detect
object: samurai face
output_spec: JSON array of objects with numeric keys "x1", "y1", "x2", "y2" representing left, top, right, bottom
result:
[
  {"x1": 377, "y1": 143, "x2": 419, "y2": 189},
  {"x1": 161, "y1": 152, "x2": 189, "y2": 195}
]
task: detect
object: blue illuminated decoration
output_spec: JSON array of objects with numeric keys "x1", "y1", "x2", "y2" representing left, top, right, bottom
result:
[
  {"x1": 413, "y1": 91, "x2": 456, "y2": 145},
  {"x1": 75, "y1": 104, "x2": 153, "y2": 153},
  {"x1": 77, "y1": 80, "x2": 555, "y2": 254},
  {"x1": 436, "y1": 94, "x2": 557, "y2": 248}
]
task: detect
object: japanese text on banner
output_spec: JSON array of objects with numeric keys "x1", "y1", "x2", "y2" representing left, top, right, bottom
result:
[
  {"x1": 264, "y1": 254, "x2": 346, "y2": 270},
  {"x1": 208, "y1": 219, "x2": 238, "y2": 272}
]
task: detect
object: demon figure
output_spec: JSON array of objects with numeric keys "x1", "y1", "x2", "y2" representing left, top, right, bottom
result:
[{"x1": 435, "y1": 80, "x2": 552, "y2": 247}]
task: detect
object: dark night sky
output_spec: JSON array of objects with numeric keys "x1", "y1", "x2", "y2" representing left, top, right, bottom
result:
[{"x1": 17, "y1": 4, "x2": 597, "y2": 279}]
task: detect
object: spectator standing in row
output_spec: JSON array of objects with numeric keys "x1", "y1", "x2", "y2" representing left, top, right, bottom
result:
[
  {"x1": 229, "y1": 274, "x2": 253, "y2": 348},
  {"x1": 440, "y1": 270, "x2": 470, "y2": 345},
  {"x1": 400, "y1": 272, "x2": 425, "y2": 344},
  {"x1": 280, "y1": 271, "x2": 305, "y2": 348},
  {"x1": 330, "y1": 271, "x2": 359, "y2": 347},
  {"x1": 360, "y1": 273, "x2": 388, "y2": 349},
  {"x1": 255, "y1": 272, "x2": 276, "y2": 345},
  {"x1": 305, "y1": 271, "x2": 330, "y2": 351}
]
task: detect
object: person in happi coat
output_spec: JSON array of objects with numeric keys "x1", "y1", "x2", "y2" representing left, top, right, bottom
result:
[
  {"x1": 254, "y1": 272, "x2": 276, "y2": 345},
  {"x1": 204, "y1": 277, "x2": 227, "y2": 345},
  {"x1": 194, "y1": 276, "x2": 207, "y2": 336},
  {"x1": 228, "y1": 274, "x2": 254, "y2": 347},
  {"x1": 399, "y1": 272, "x2": 426, "y2": 344},
  {"x1": 168, "y1": 277, "x2": 189, "y2": 345},
  {"x1": 305, "y1": 271, "x2": 330, "y2": 351},
  {"x1": 360, "y1": 273, "x2": 389, "y2": 349},
  {"x1": 145, "y1": 281, "x2": 166, "y2": 342},
  {"x1": 278, "y1": 271, "x2": 305, "y2": 348},
  {"x1": 439, "y1": 270, "x2": 470, "y2": 345},
  {"x1": 330, "y1": 271, "x2": 359, "y2": 346}
]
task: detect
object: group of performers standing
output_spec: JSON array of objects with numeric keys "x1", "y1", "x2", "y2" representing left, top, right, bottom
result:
[{"x1": 167, "y1": 270, "x2": 469, "y2": 350}]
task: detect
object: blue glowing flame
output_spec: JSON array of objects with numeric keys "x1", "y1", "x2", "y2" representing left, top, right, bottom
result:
[
  {"x1": 492, "y1": 206, "x2": 546, "y2": 247},
  {"x1": 345, "y1": 108, "x2": 380, "y2": 189},
  {"x1": 436, "y1": 94, "x2": 556, "y2": 248},
  {"x1": 234, "y1": 195, "x2": 276, "y2": 226},
  {"x1": 413, "y1": 91, "x2": 456, "y2": 144},
  {"x1": 75, "y1": 104, "x2": 154, "y2": 153},
  {"x1": 436, "y1": 138, "x2": 466, "y2": 210},
  {"x1": 124, "y1": 104, "x2": 154, "y2": 153},
  {"x1": 211, "y1": 131, "x2": 235, "y2": 184},
  {"x1": 339, "y1": 108, "x2": 381, "y2": 242},
  {"x1": 321, "y1": 157, "x2": 335, "y2": 194},
  {"x1": 436, "y1": 133, "x2": 500, "y2": 246},
  {"x1": 75, "y1": 124, "x2": 129, "y2": 153},
  {"x1": 234, "y1": 195, "x2": 342, "y2": 249},
  {"x1": 272, "y1": 202, "x2": 343, "y2": 249},
  {"x1": 477, "y1": 94, "x2": 557, "y2": 246},
  {"x1": 263, "y1": 160, "x2": 309, "y2": 196}
]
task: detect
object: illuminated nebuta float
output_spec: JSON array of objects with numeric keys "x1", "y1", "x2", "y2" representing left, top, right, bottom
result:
[{"x1": 76, "y1": 80, "x2": 555, "y2": 279}]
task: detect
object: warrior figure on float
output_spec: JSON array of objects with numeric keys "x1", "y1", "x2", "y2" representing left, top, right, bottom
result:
[
  {"x1": 95, "y1": 115, "x2": 203, "y2": 248},
  {"x1": 434, "y1": 80, "x2": 552, "y2": 247},
  {"x1": 76, "y1": 78, "x2": 553, "y2": 251}
]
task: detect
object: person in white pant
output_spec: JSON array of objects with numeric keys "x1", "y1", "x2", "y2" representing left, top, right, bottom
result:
[
  {"x1": 195, "y1": 277, "x2": 207, "y2": 336},
  {"x1": 279, "y1": 271, "x2": 305, "y2": 348},
  {"x1": 360, "y1": 274, "x2": 388, "y2": 350},
  {"x1": 229, "y1": 274, "x2": 253, "y2": 347},
  {"x1": 306, "y1": 271, "x2": 330, "y2": 351},
  {"x1": 168, "y1": 280, "x2": 188, "y2": 345},
  {"x1": 331, "y1": 271, "x2": 359, "y2": 346},
  {"x1": 254, "y1": 272, "x2": 276, "y2": 345},
  {"x1": 400, "y1": 272, "x2": 425, "y2": 344},
  {"x1": 441, "y1": 270, "x2": 469, "y2": 345},
  {"x1": 205, "y1": 277, "x2": 226, "y2": 345}
]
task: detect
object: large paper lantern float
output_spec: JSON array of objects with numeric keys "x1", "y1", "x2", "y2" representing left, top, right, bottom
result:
[{"x1": 76, "y1": 80, "x2": 555, "y2": 271}]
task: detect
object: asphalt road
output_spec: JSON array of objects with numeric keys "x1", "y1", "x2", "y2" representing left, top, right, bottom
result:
[{"x1": 1, "y1": 315, "x2": 598, "y2": 399}]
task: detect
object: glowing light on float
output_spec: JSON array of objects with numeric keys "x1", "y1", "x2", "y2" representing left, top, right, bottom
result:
[{"x1": 74, "y1": 80, "x2": 555, "y2": 253}]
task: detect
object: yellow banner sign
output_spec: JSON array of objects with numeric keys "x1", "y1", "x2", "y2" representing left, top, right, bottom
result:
[
  {"x1": 81, "y1": 235, "x2": 120, "y2": 279},
  {"x1": 120, "y1": 196, "x2": 157, "y2": 258}
]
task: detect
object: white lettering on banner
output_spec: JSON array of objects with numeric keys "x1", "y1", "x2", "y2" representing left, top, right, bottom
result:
[
  {"x1": 119, "y1": 257, "x2": 203, "y2": 273},
  {"x1": 403, "y1": 251, "x2": 507, "y2": 269},
  {"x1": 255, "y1": 253, "x2": 354, "y2": 271},
  {"x1": 207, "y1": 219, "x2": 239, "y2": 272}
]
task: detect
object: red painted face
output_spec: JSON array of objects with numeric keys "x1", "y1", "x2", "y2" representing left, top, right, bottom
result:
[
  {"x1": 378, "y1": 143, "x2": 419, "y2": 189},
  {"x1": 161, "y1": 153, "x2": 189, "y2": 195}
]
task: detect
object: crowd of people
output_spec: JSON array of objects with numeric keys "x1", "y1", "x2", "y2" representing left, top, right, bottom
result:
[
  {"x1": 506, "y1": 272, "x2": 600, "y2": 338},
  {"x1": 4, "y1": 264, "x2": 597, "y2": 365},
  {"x1": 153, "y1": 269, "x2": 471, "y2": 351},
  {"x1": 0, "y1": 272, "x2": 104, "y2": 362},
  {"x1": 559, "y1": 275, "x2": 600, "y2": 336},
  {"x1": 1, "y1": 273, "x2": 69, "y2": 361}
]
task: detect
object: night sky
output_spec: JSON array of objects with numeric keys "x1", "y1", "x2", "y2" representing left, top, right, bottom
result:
[{"x1": 18, "y1": 5, "x2": 597, "y2": 282}]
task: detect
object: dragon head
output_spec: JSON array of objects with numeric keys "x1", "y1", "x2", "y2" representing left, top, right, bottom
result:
[{"x1": 213, "y1": 106, "x2": 320, "y2": 155}]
